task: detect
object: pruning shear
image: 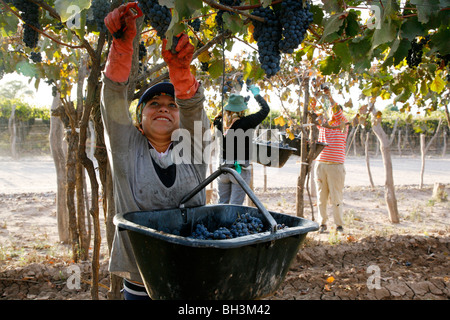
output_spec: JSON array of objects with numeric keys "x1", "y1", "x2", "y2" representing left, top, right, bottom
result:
[{"x1": 113, "y1": 2, "x2": 143, "y2": 39}]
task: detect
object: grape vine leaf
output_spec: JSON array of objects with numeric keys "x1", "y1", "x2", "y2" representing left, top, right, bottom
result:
[
  {"x1": 174, "y1": 0, "x2": 203, "y2": 16},
  {"x1": 0, "y1": 12, "x2": 18, "y2": 37},
  {"x1": 274, "y1": 116, "x2": 286, "y2": 127},
  {"x1": 319, "y1": 56, "x2": 341, "y2": 75},
  {"x1": 322, "y1": 1, "x2": 341, "y2": 13},
  {"x1": 166, "y1": 0, "x2": 202, "y2": 43},
  {"x1": 310, "y1": 4, "x2": 324, "y2": 25},
  {"x1": 380, "y1": 90, "x2": 391, "y2": 100},
  {"x1": 348, "y1": 37, "x2": 371, "y2": 64},
  {"x1": 222, "y1": 12, "x2": 244, "y2": 34},
  {"x1": 243, "y1": 59, "x2": 264, "y2": 82},
  {"x1": 319, "y1": 13, "x2": 345, "y2": 43},
  {"x1": 332, "y1": 42, "x2": 352, "y2": 67},
  {"x1": 400, "y1": 16, "x2": 425, "y2": 41},
  {"x1": 261, "y1": 0, "x2": 271, "y2": 8},
  {"x1": 15, "y1": 60, "x2": 38, "y2": 78},
  {"x1": 160, "y1": 0, "x2": 175, "y2": 8},
  {"x1": 285, "y1": 128, "x2": 295, "y2": 140},
  {"x1": 430, "y1": 72, "x2": 446, "y2": 93},
  {"x1": 362, "y1": 87, "x2": 372, "y2": 97},
  {"x1": 370, "y1": 0, "x2": 400, "y2": 49},
  {"x1": 208, "y1": 59, "x2": 224, "y2": 79},
  {"x1": 384, "y1": 37, "x2": 410, "y2": 67},
  {"x1": 344, "y1": 10, "x2": 360, "y2": 37},
  {"x1": 420, "y1": 79, "x2": 429, "y2": 96},
  {"x1": 430, "y1": 27, "x2": 450, "y2": 55},
  {"x1": 410, "y1": 0, "x2": 441, "y2": 24},
  {"x1": 371, "y1": 17, "x2": 398, "y2": 50}
]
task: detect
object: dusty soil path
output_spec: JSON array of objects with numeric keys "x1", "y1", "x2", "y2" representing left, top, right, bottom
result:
[{"x1": 0, "y1": 155, "x2": 448, "y2": 301}]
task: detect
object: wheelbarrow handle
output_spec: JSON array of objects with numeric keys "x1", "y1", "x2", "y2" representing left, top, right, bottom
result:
[{"x1": 179, "y1": 167, "x2": 278, "y2": 233}]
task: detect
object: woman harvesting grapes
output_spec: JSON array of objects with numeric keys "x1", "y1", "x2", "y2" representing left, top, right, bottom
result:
[{"x1": 100, "y1": 4, "x2": 210, "y2": 300}]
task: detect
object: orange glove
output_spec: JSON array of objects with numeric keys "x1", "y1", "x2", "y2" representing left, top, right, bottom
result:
[
  {"x1": 104, "y1": 4, "x2": 140, "y2": 82},
  {"x1": 162, "y1": 34, "x2": 199, "y2": 99}
]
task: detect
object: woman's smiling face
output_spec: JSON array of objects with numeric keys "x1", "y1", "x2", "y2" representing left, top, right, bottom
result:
[{"x1": 141, "y1": 94, "x2": 180, "y2": 144}]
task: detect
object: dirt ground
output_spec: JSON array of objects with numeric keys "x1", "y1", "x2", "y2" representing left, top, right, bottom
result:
[{"x1": 0, "y1": 156, "x2": 449, "y2": 301}]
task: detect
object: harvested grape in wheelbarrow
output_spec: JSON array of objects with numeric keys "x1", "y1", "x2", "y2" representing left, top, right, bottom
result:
[{"x1": 189, "y1": 212, "x2": 287, "y2": 240}]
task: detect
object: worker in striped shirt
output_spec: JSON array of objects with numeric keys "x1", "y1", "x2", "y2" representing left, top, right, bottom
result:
[{"x1": 314, "y1": 86, "x2": 349, "y2": 234}]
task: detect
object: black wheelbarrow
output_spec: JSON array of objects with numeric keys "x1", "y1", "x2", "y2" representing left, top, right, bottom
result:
[
  {"x1": 114, "y1": 167, "x2": 318, "y2": 300},
  {"x1": 280, "y1": 132, "x2": 301, "y2": 156},
  {"x1": 253, "y1": 141, "x2": 297, "y2": 168},
  {"x1": 279, "y1": 133, "x2": 328, "y2": 160}
]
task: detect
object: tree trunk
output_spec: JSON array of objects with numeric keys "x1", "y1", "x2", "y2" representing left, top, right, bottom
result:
[
  {"x1": 295, "y1": 77, "x2": 310, "y2": 218},
  {"x1": 76, "y1": 160, "x2": 89, "y2": 260},
  {"x1": 65, "y1": 123, "x2": 80, "y2": 261},
  {"x1": 263, "y1": 159, "x2": 267, "y2": 192},
  {"x1": 49, "y1": 94, "x2": 70, "y2": 243},
  {"x1": 247, "y1": 164, "x2": 257, "y2": 207},
  {"x1": 442, "y1": 129, "x2": 447, "y2": 157},
  {"x1": 444, "y1": 105, "x2": 450, "y2": 132},
  {"x1": 419, "y1": 120, "x2": 442, "y2": 188},
  {"x1": 105, "y1": 161, "x2": 122, "y2": 300},
  {"x1": 375, "y1": 137, "x2": 379, "y2": 157},
  {"x1": 365, "y1": 132, "x2": 375, "y2": 188},
  {"x1": 404, "y1": 124, "x2": 415, "y2": 154},
  {"x1": 8, "y1": 104, "x2": 18, "y2": 159},
  {"x1": 309, "y1": 162, "x2": 316, "y2": 197},
  {"x1": 79, "y1": 43, "x2": 106, "y2": 300},
  {"x1": 76, "y1": 55, "x2": 90, "y2": 261},
  {"x1": 371, "y1": 112, "x2": 399, "y2": 224},
  {"x1": 346, "y1": 125, "x2": 358, "y2": 156},
  {"x1": 432, "y1": 182, "x2": 446, "y2": 201}
]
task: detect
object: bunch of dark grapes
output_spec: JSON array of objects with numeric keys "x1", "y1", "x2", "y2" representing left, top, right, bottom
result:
[
  {"x1": 215, "y1": 0, "x2": 241, "y2": 30},
  {"x1": 87, "y1": 0, "x2": 110, "y2": 34},
  {"x1": 55, "y1": 22, "x2": 64, "y2": 31},
  {"x1": 139, "y1": 41, "x2": 147, "y2": 60},
  {"x1": 188, "y1": 18, "x2": 201, "y2": 32},
  {"x1": 251, "y1": 7, "x2": 282, "y2": 77},
  {"x1": 201, "y1": 62, "x2": 209, "y2": 71},
  {"x1": 190, "y1": 224, "x2": 213, "y2": 240},
  {"x1": 30, "y1": 52, "x2": 42, "y2": 63},
  {"x1": 13, "y1": 0, "x2": 40, "y2": 48},
  {"x1": 230, "y1": 213, "x2": 264, "y2": 237},
  {"x1": 138, "y1": 0, "x2": 171, "y2": 38},
  {"x1": 406, "y1": 35, "x2": 430, "y2": 68},
  {"x1": 188, "y1": 213, "x2": 287, "y2": 240},
  {"x1": 277, "y1": 0, "x2": 313, "y2": 54},
  {"x1": 437, "y1": 53, "x2": 450, "y2": 82},
  {"x1": 139, "y1": 62, "x2": 148, "y2": 75},
  {"x1": 223, "y1": 79, "x2": 233, "y2": 93},
  {"x1": 237, "y1": 74, "x2": 244, "y2": 88}
]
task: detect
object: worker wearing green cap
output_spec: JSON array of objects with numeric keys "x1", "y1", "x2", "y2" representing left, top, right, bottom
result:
[{"x1": 214, "y1": 85, "x2": 270, "y2": 205}]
